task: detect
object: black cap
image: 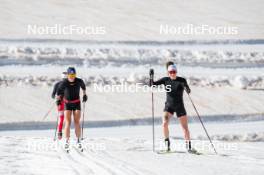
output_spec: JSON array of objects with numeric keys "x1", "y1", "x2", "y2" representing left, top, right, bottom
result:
[{"x1": 166, "y1": 61, "x2": 174, "y2": 69}]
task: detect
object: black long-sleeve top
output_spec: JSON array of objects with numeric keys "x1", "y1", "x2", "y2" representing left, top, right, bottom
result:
[
  {"x1": 153, "y1": 76, "x2": 190, "y2": 105},
  {"x1": 57, "y1": 78, "x2": 86, "y2": 101}
]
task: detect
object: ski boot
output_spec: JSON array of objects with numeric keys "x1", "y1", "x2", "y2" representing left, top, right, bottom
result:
[
  {"x1": 57, "y1": 131, "x2": 63, "y2": 140},
  {"x1": 64, "y1": 140, "x2": 70, "y2": 153},
  {"x1": 165, "y1": 138, "x2": 171, "y2": 152},
  {"x1": 76, "y1": 138, "x2": 84, "y2": 152},
  {"x1": 186, "y1": 141, "x2": 198, "y2": 154}
]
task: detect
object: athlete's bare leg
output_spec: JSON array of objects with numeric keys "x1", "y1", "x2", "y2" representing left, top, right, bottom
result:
[
  {"x1": 178, "y1": 115, "x2": 190, "y2": 141},
  {"x1": 163, "y1": 112, "x2": 173, "y2": 139},
  {"x1": 73, "y1": 110, "x2": 81, "y2": 139},
  {"x1": 64, "y1": 110, "x2": 72, "y2": 142}
]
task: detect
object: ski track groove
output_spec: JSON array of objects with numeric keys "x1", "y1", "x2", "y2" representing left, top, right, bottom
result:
[
  {"x1": 76, "y1": 145, "x2": 150, "y2": 175},
  {"x1": 228, "y1": 154, "x2": 264, "y2": 165},
  {"x1": 67, "y1": 147, "x2": 97, "y2": 174},
  {"x1": 201, "y1": 150, "x2": 264, "y2": 165},
  {"x1": 82, "y1": 148, "x2": 126, "y2": 175},
  {"x1": 92, "y1": 150, "x2": 142, "y2": 175},
  {"x1": 71, "y1": 147, "x2": 117, "y2": 175},
  {"x1": 97, "y1": 149, "x2": 154, "y2": 175},
  {"x1": 57, "y1": 146, "x2": 82, "y2": 175}
]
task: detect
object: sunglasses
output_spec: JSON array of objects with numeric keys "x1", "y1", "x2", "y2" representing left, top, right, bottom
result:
[
  {"x1": 68, "y1": 74, "x2": 76, "y2": 78},
  {"x1": 168, "y1": 70, "x2": 176, "y2": 74}
]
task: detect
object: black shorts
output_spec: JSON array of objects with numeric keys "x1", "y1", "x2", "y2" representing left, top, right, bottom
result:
[
  {"x1": 65, "y1": 102, "x2": 81, "y2": 111},
  {"x1": 164, "y1": 102, "x2": 186, "y2": 117}
]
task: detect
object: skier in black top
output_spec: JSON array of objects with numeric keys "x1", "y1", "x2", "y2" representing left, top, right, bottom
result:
[
  {"x1": 51, "y1": 72, "x2": 67, "y2": 140},
  {"x1": 57, "y1": 67, "x2": 87, "y2": 150},
  {"x1": 151, "y1": 62, "x2": 194, "y2": 152}
]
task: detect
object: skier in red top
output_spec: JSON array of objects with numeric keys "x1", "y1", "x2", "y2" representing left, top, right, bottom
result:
[{"x1": 52, "y1": 72, "x2": 67, "y2": 140}]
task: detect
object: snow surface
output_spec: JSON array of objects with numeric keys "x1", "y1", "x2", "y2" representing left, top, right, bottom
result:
[
  {"x1": 0, "y1": 84, "x2": 264, "y2": 124},
  {"x1": 1, "y1": 0, "x2": 264, "y2": 174},
  {"x1": 0, "y1": 121, "x2": 264, "y2": 175},
  {"x1": 1, "y1": 0, "x2": 264, "y2": 40}
]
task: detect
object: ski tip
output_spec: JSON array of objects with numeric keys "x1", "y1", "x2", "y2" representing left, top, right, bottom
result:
[
  {"x1": 156, "y1": 150, "x2": 202, "y2": 155},
  {"x1": 189, "y1": 152, "x2": 202, "y2": 155},
  {"x1": 156, "y1": 150, "x2": 184, "y2": 154},
  {"x1": 187, "y1": 150, "x2": 201, "y2": 155}
]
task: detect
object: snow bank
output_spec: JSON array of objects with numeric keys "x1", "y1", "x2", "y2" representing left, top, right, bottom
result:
[
  {"x1": 1, "y1": 45, "x2": 264, "y2": 67},
  {"x1": 196, "y1": 132, "x2": 264, "y2": 142},
  {"x1": 1, "y1": 74, "x2": 263, "y2": 89}
]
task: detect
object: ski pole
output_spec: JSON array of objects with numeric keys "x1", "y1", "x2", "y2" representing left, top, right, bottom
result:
[
  {"x1": 149, "y1": 68, "x2": 155, "y2": 152},
  {"x1": 42, "y1": 103, "x2": 56, "y2": 121},
  {"x1": 151, "y1": 87, "x2": 155, "y2": 152},
  {"x1": 53, "y1": 110, "x2": 60, "y2": 141},
  {"x1": 81, "y1": 102, "x2": 86, "y2": 140},
  {"x1": 186, "y1": 92, "x2": 218, "y2": 154}
]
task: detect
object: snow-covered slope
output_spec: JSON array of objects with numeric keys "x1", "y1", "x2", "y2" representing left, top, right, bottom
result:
[
  {"x1": 1, "y1": 0, "x2": 264, "y2": 40},
  {"x1": 0, "y1": 85, "x2": 263, "y2": 124}
]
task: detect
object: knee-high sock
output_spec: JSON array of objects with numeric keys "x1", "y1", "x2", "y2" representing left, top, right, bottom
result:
[{"x1": 58, "y1": 112, "x2": 64, "y2": 132}]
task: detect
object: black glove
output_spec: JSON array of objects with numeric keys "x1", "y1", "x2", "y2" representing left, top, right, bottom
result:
[
  {"x1": 83, "y1": 94, "x2": 88, "y2": 102},
  {"x1": 180, "y1": 82, "x2": 191, "y2": 94},
  {"x1": 149, "y1": 69, "x2": 154, "y2": 76},
  {"x1": 56, "y1": 99, "x2": 61, "y2": 106},
  {"x1": 149, "y1": 69, "x2": 154, "y2": 86},
  {"x1": 186, "y1": 87, "x2": 191, "y2": 94}
]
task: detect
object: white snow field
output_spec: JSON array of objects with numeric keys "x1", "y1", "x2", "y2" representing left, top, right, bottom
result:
[
  {"x1": 0, "y1": 121, "x2": 264, "y2": 175},
  {"x1": 1, "y1": 0, "x2": 264, "y2": 174},
  {"x1": 0, "y1": 85, "x2": 264, "y2": 124},
  {"x1": 0, "y1": 0, "x2": 264, "y2": 40}
]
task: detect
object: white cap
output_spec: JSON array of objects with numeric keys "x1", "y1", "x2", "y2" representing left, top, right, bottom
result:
[{"x1": 168, "y1": 64, "x2": 177, "y2": 72}]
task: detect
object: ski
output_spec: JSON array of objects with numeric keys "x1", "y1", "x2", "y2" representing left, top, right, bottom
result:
[
  {"x1": 76, "y1": 147, "x2": 84, "y2": 153},
  {"x1": 156, "y1": 149, "x2": 202, "y2": 155},
  {"x1": 72, "y1": 145, "x2": 84, "y2": 153},
  {"x1": 156, "y1": 150, "x2": 186, "y2": 154},
  {"x1": 64, "y1": 143, "x2": 70, "y2": 153},
  {"x1": 62, "y1": 143, "x2": 84, "y2": 153},
  {"x1": 64, "y1": 148, "x2": 70, "y2": 153},
  {"x1": 188, "y1": 149, "x2": 202, "y2": 155},
  {"x1": 76, "y1": 142, "x2": 84, "y2": 152}
]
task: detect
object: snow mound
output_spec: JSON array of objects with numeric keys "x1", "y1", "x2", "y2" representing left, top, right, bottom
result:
[
  {"x1": 1, "y1": 45, "x2": 264, "y2": 67},
  {"x1": 196, "y1": 132, "x2": 264, "y2": 142},
  {"x1": 1, "y1": 74, "x2": 263, "y2": 89},
  {"x1": 232, "y1": 76, "x2": 249, "y2": 89}
]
